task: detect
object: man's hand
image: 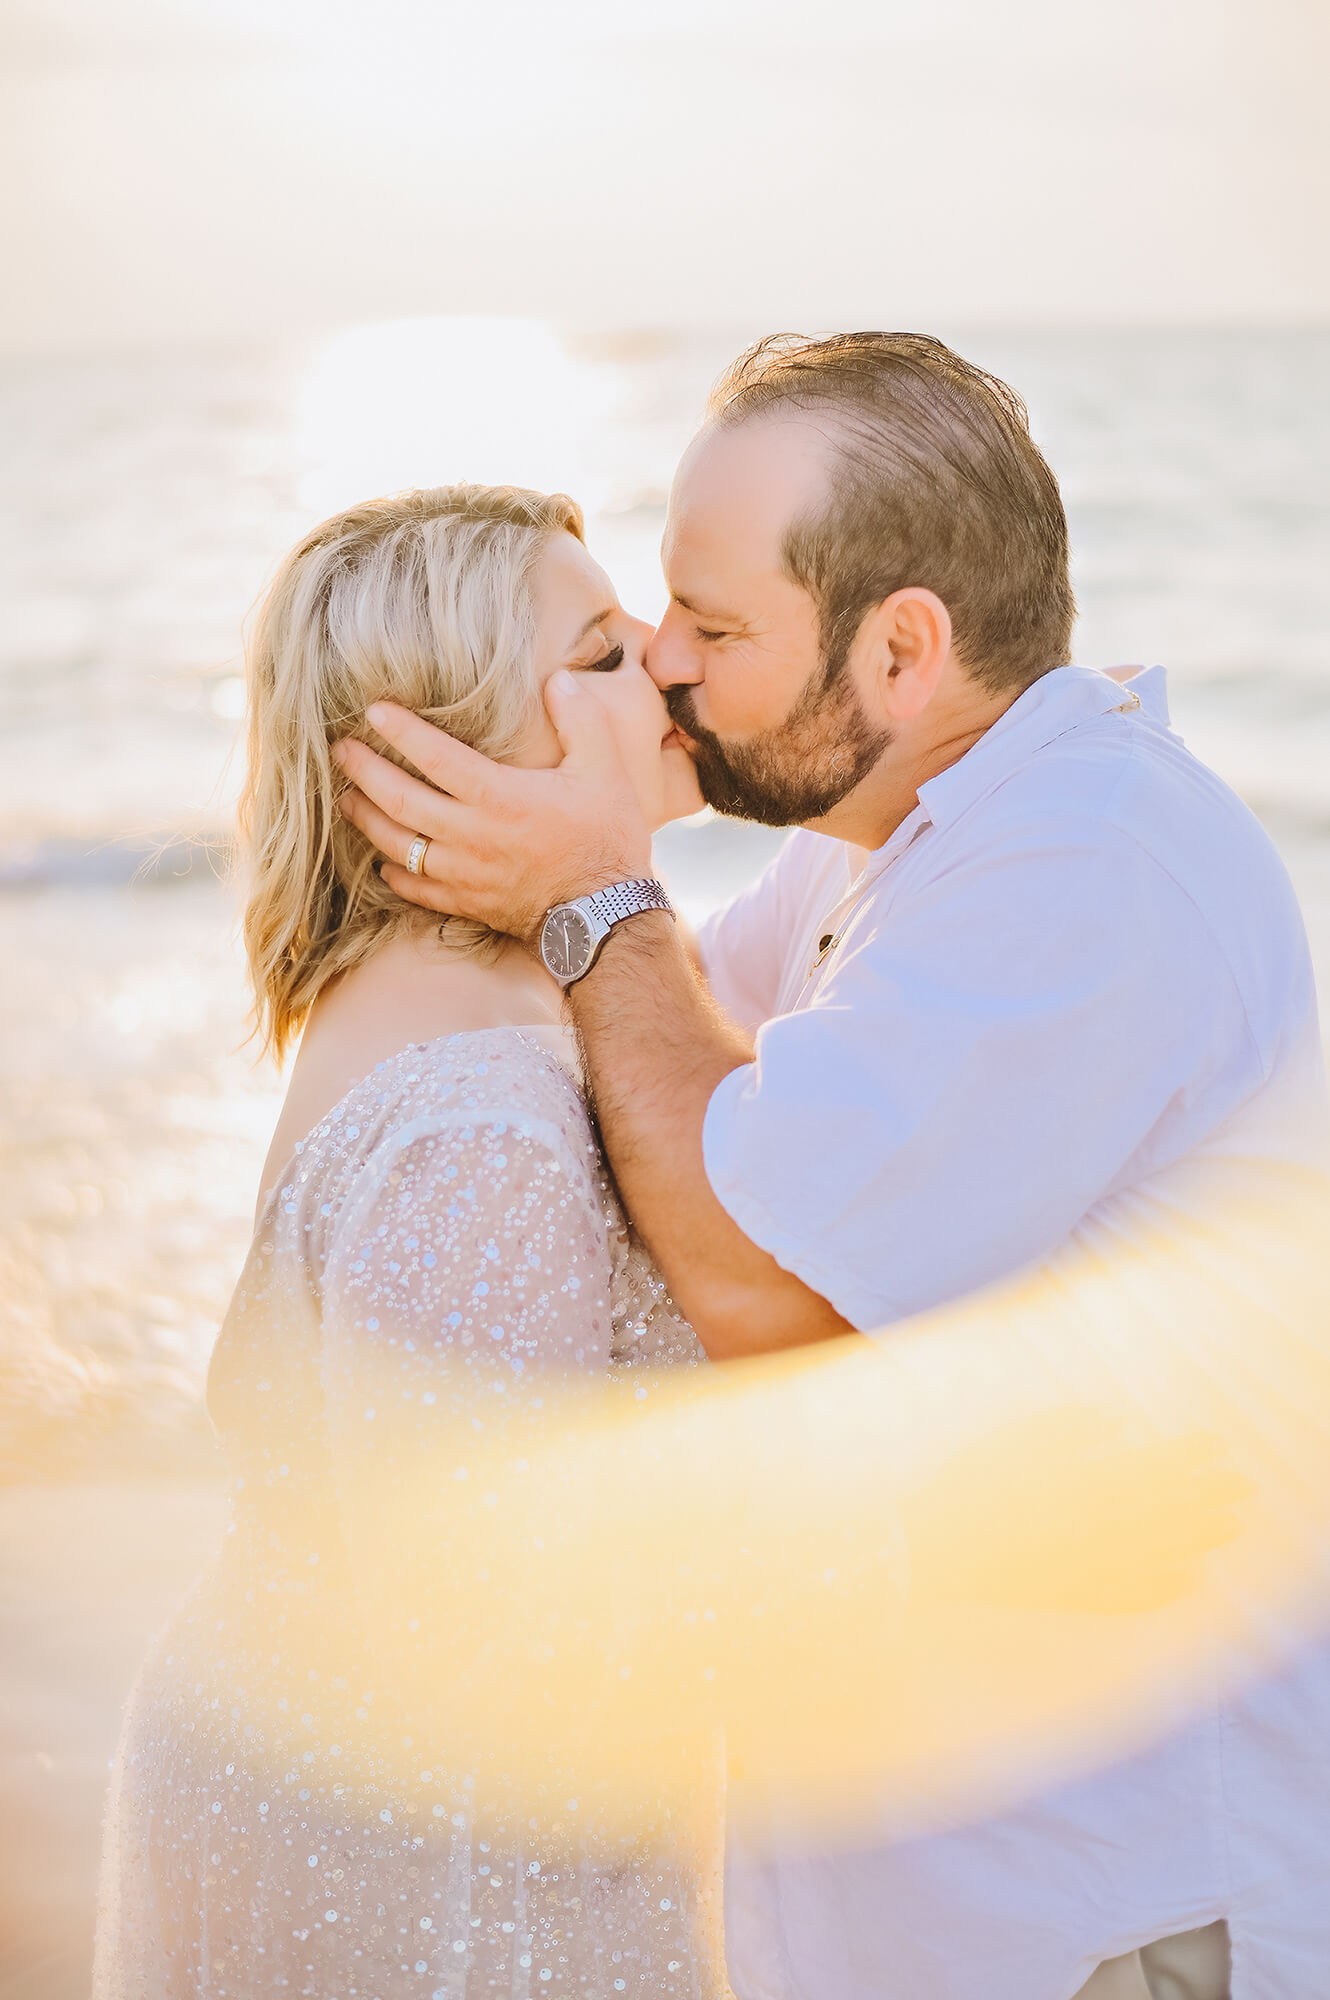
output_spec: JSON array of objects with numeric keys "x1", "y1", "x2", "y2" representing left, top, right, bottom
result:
[
  {"x1": 334, "y1": 673, "x2": 653, "y2": 942},
  {"x1": 336, "y1": 674, "x2": 853, "y2": 1359}
]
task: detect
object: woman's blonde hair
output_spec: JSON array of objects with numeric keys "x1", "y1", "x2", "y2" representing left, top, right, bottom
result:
[{"x1": 239, "y1": 482, "x2": 584, "y2": 1062}]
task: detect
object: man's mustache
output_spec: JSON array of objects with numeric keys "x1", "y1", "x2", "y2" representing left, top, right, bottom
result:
[{"x1": 663, "y1": 683, "x2": 711, "y2": 744}]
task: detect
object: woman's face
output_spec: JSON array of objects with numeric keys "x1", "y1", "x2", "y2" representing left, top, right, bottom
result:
[{"x1": 512, "y1": 533, "x2": 703, "y2": 831}]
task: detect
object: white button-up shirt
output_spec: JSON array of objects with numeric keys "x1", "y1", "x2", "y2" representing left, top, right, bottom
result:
[
  {"x1": 700, "y1": 665, "x2": 1326, "y2": 1331},
  {"x1": 697, "y1": 665, "x2": 1330, "y2": 1999}
]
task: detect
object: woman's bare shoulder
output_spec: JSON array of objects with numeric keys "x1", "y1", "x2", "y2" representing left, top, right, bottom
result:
[{"x1": 263, "y1": 1027, "x2": 591, "y2": 1220}]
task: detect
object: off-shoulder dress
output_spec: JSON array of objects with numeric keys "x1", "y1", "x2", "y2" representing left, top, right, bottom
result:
[{"x1": 93, "y1": 1027, "x2": 713, "y2": 2000}]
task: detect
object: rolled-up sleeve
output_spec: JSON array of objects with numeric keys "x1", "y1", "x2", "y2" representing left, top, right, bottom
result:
[{"x1": 702, "y1": 818, "x2": 1251, "y2": 1330}]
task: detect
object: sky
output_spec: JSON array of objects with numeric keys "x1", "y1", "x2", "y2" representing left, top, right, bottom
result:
[{"x1": 2, "y1": 0, "x2": 1328, "y2": 350}]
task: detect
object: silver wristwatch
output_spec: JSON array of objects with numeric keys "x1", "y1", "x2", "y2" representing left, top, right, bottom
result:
[{"x1": 538, "y1": 877, "x2": 674, "y2": 988}]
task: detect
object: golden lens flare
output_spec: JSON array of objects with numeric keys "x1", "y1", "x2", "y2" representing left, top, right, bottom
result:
[{"x1": 230, "y1": 1166, "x2": 1330, "y2": 1852}]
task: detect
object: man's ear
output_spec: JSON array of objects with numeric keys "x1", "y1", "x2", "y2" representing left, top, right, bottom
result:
[{"x1": 854, "y1": 588, "x2": 953, "y2": 722}]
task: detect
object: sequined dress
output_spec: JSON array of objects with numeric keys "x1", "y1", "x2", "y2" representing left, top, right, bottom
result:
[{"x1": 93, "y1": 1028, "x2": 712, "y2": 1999}]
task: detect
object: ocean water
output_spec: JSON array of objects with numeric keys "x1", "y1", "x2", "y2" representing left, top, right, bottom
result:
[{"x1": 2, "y1": 324, "x2": 1328, "y2": 1475}]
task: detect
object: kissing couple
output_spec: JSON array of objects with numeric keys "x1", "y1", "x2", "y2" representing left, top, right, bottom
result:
[{"x1": 95, "y1": 334, "x2": 1330, "y2": 2000}]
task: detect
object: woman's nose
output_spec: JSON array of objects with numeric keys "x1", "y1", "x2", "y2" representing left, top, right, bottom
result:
[{"x1": 620, "y1": 646, "x2": 671, "y2": 718}]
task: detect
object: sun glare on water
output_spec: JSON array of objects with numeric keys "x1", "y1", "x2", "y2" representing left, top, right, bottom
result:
[{"x1": 296, "y1": 318, "x2": 617, "y2": 520}]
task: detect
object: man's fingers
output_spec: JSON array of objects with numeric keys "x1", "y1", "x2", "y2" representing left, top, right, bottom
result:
[
  {"x1": 338, "y1": 785, "x2": 431, "y2": 868},
  {"x1": 335, "y1": 738, "x2": 470, "y2": 843},
  {"x1": 380, "y1": 861, "x2": 462, "y2": 915},
  {"x1": 363, "y1": 701, "x2": 503, "y2": 806},
  {"x1": 543, "y1": 670, "x2": 626, "y2": 776},
  {"x1": 342, "y1": 785, "x2": 492, "y2": 920}
]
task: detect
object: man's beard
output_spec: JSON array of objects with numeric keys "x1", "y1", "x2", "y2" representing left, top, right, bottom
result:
[{"x1": 664, "y1": 646, "x2": 891, "y2": 827}]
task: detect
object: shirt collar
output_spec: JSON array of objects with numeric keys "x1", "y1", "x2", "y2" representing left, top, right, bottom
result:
[
  {"x1": 1124, "y1": 662, "x2": 1170, "y2": 725},
  {"x1": 913, "y1": 664, "x2": 1161, "y2": 836}
]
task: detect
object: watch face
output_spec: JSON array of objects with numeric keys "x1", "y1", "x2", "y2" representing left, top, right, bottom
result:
[{"x1": 541, "y1": 905, "x2": 594, "y2": 982}]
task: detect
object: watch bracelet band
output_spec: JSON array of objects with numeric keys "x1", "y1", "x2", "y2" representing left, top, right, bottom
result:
[{"x1": 582, "y1": 877, "x2": 674, "y2": 931}]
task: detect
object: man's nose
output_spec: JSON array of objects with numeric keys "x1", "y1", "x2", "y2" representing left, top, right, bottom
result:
[{"x1": 645, "y1": 606, "x2": 703, "y2": 690}]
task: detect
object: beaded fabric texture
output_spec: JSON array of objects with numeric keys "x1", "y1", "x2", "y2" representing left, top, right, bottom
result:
[{"x1": 93, "y1": 1029, "x2": 711, "y2": 1999}]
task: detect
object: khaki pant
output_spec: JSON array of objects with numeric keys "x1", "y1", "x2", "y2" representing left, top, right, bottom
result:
[{"x1": 1073, "y1": 1922, "x2": 1230, "y2": 2000}]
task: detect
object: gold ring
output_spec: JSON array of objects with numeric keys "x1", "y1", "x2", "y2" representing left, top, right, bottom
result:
[{"x1": 405, "y1": 835, "x2": 429, "y2": 876}]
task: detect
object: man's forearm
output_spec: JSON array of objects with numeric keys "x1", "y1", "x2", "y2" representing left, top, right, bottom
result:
[
  {"x1": 330, "y1": 697, "x2": 855, "y2": 1354},
  {"x1": 568, "y1": 912, "x2": 856, "y2": 1358}
]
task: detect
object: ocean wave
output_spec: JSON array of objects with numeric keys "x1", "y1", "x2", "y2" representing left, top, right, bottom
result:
[{"x1": 0, "y1": 835, "x2": 234, "y2": 893}]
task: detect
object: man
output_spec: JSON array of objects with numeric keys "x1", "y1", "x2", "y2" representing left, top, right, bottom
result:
[{"x1": 335, "y1": 334, "x2": 1330, "y2": 1998}]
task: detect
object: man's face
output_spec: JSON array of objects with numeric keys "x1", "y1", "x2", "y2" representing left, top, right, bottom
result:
[{"x1": 648, "y1": 416, "x2": 889, "y2": 826}]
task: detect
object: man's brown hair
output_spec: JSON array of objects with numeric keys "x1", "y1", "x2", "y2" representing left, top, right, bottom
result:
[{"x1": 707, "y1": 332, "x2": 1076, "y2": 694}]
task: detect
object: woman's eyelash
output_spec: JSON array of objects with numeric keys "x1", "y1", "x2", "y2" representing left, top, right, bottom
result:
[
  {"x1": 583, "y1": 643, "x2": 624, "y2": 673},
  {"x1": 696, "y1": 628, "x2": 727, "y2": 644}
]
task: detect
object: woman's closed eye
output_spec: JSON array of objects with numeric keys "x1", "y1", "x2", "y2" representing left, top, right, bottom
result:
[{"x1": 578, "y1": 642, "x2": 625, "y2": 674}]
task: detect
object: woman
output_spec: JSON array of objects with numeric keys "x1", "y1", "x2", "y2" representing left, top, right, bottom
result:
[{"x1": 94, "y1": 485, "x2": 715, "y2": 1998}]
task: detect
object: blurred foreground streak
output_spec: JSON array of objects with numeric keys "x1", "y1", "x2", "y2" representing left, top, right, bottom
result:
[{"x1": 205, "y1": 1161, "x2": 1330, "y2": 1851}]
